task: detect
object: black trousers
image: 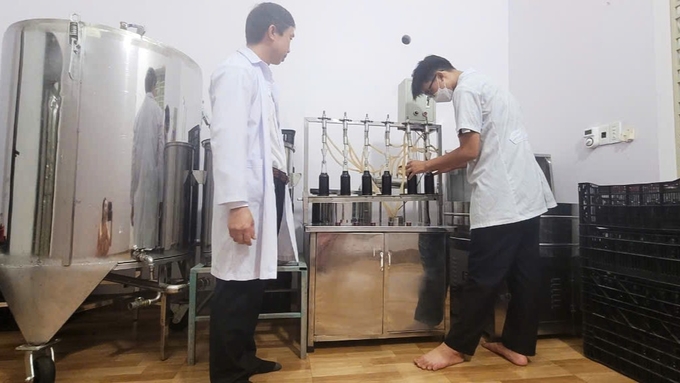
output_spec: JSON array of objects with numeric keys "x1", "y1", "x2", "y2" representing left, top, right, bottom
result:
[
  {"x1": 445, "y1": 216, "x2": 541, "y2": 356},
  {"x1": 209, "y1": 176, "x2": 285, "y2": 383}
]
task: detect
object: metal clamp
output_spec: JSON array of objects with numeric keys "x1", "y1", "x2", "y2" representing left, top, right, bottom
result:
[
  {"x1": 69, "y1": 14, "x2": 81, "y2": 49},
  {"x1": 130, "y1": 246, "x2": 160, "y2": 278},
  {"x1": 68, "y1": 14, "x2": 82, "y2": 80},
  {"x1": 202, "y1": 110, "x2": 211, "y2": 128},
  {"x1": 120, "y1": 21, "x2": 146, "y2": 36},
  {"x1": 131, "y1": 246, "x2": 160, "y2": 258}
]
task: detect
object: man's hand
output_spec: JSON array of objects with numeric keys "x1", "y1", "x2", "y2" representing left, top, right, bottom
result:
[
  {"x1": 406, "y1": 160, "x2": 429, "y2": 179},
  {"x1": 228, "y1": 207, "x2": 256, "y2": 246},
  {"x1": 406, "y1": 132, "x2": 481, "y2": 177}
]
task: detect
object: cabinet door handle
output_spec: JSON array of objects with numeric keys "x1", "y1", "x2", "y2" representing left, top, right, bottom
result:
[
  {"x1": 387, "y1": 251, "x2": 392, "y2": 268},
  {"x1": 380, "y1": 251, "x2": 384, "y2": 271}
]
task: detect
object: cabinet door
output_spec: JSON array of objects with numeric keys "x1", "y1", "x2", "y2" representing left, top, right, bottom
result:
[
  {"x1": 385, "y1": 233, "x2": 447, "y2": 333},
  {"x1": 314, "y1": 233, "x2": 384, "y2": 338}
]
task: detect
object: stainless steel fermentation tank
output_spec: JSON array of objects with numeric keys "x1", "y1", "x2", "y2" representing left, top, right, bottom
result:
[{"x1": 0, "y1": 16, "x2": 202, "y2": 381}]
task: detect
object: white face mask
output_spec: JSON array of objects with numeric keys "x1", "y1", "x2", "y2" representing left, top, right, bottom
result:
[{"x1": 433, "y1": 82, "x2": 453, "y2": 103}]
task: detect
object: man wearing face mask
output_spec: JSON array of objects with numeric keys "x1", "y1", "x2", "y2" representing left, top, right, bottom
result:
[
  {"x1": 406, "y1": 55, "x2": 556, "y2": 371},
  {"x1": 208, "y1": 3, "x2": 298, "y2": 383}
]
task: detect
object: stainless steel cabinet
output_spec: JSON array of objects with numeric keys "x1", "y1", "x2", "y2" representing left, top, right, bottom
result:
[
  {"x1": 309, "y1": 230, "x2": 448, "y2": 345},
  {"x1": 313, "y1": 233, "x2": 384, "y2": 338},
  {"x1": 384, "y1": 233, "x2": 447, "y2": 334}
]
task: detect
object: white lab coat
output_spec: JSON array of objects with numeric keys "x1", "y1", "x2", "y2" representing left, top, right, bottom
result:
[
  {"x1": 131, "y1": 93, "x2": 165, "y2": 248},
  {"x1": 209, "y1": 47, "x2": 298, "y2": 281}
]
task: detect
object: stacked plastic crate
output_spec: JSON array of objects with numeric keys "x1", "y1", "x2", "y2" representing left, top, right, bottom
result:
[{"x1": 579, "y1": 181, "x2": 680, "y2": 383}]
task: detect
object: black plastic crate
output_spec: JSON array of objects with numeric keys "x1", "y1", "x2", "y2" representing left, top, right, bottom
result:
[
  {"x1": 584, "y1": 313, "x2": 680, "y2": 363},
  {"x1": 580, "y1": 247, "x2": 680, "y2": 286},
  {"x1": 579, "y1": 204, "x2": 679, "y2": 230},
  {"x1": 582, "y1": 267, "x2": 680, "y2": 318},
  {"x1": 582, "y1": 267, "x2": 680, "y2": 382},
  {"x1": 579, "y1": 181, "x2": 680, "y2": 207},
  {"x1": 580, "y1": 225, "x2": 680, "y2": 258},
  {"x1": 583, "y1": 291, "x2": 680, "y2": 341},
  {"x1": 584, "y1": 317, "x2": 680, "y2": 381},
  {"x1": 579, "y1": 224, "x2": 680, "y2": 284},
  {"x1": 583, "y1": 322, "x2": 680, "y2": 383},
  {"x1": 579, "y1": 180, "x2": 680, "y2": 230}
]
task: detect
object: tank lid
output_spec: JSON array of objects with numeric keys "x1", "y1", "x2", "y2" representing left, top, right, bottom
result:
[{"x1": 5, "y1": 18, "x2": 201, "y2": 72}]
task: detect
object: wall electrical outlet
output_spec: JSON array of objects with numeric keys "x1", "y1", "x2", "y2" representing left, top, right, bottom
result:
[
  {"x1": 622, "y1": 127, "x2": 635, "y2": 142},
  {"x1": 584, "y1": 121, "x2": 635, "y2": 149},
  {"x1": 583, "y1": 126, "x2": 606, "y2": 148},
  {"x1": 608, "y1": 122, "x2": 621, "y2": 143}
]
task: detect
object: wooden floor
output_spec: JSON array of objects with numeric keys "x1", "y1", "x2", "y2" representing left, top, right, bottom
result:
[{"x1": 0, "y1": 306, "x2": 634, "y2": 383}]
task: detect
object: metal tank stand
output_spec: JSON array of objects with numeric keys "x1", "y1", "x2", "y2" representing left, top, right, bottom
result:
[{"x1": 187, "y1": 262, "x2": 308, "y2": 365}]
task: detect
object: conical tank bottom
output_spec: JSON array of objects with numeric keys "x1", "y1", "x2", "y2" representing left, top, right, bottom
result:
[{"x1": 0, "y1": 257, "x2": 116, "y2": 345}]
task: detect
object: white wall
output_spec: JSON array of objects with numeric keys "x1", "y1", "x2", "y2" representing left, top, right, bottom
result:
[
  {"x1": 508, "y1": 0, "x2": 676, "y2": 203},
  {"x1": 2, "y1": 0, "x2": 674, "y2": 207},
  {"x1": 0, "y1": 0, "x2": 509, "y2": 155},
  {"x1": 653, "y1": 0, "x2": 676, "y2": 181},
  {"x1": 0, "y1": 0, "x2": 510, "y2": 225},
  {"x1": 277, "y1": 0, "x2": 508, "y2": 193}
]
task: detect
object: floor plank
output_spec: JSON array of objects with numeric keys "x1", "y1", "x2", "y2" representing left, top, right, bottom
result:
[{"x1": 0, "y1": 307, "x2": 632, "y2": 382}]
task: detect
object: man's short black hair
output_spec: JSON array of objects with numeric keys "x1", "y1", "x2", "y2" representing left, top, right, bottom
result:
[
  {"x1": 246, "y1": 2, "x2": 295, "y2": 45},
  {"x1": 145, "y1": 67, "x2": 157, "y2": 93},
  {"x1": 411, "y1": 55, "x2": 455, "y2": 99}
]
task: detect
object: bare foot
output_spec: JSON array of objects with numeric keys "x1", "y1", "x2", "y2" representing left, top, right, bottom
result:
[
  {"x1": 481, "y1": 342, "x2": 529, "y2": 366},
  {"x1": 414, "y1": 343, "x2": 466, "y2": 371}
]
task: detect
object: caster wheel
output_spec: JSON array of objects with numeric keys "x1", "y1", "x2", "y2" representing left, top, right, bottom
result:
[{"x1": 33, "y1": 356, "x2": 56, "y2": 383}]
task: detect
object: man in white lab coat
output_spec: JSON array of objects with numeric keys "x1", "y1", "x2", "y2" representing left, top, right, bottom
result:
[
  {"x1": 130, "y1": 67, "x2": 165, "y2": 249},
  {"x1": 406, "y1": 55, "x2": 556, "y2": 371},
  {"x1": 208, "y1": 3, "x2": 298, "y2": 383}
]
